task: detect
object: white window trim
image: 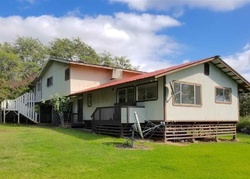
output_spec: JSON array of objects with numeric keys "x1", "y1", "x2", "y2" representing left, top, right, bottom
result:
[{"x1": 173, "y1": 81, "x2": 202, "y2": 107}]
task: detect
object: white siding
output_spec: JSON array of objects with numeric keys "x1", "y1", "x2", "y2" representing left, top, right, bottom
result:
[
  {"x1": 82, "y1": 87, "x2": 116, "y2": 120},
  {"x1": 80, "y1": 78, "x2": 165, "y2": 122},
  {"x1": 165, "y1": 63, "x2": 238, "y2": 122},
  {"x1": 41, "y1": 62, "x2": 70, "y2": 101},
  {"x1": 136, "y1": 78, "x2": 164, "y2": 121}
]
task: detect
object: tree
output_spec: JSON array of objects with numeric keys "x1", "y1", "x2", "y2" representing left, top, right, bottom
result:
[
  {"x1": 113, "y1": 56, "x2": 134, "y2": 69},
  {"x1": 0, "y1": 37, "x2": 46, "y2": 101},
  {"x1": 14, "y1": 37, "x2": 47, "y2": 78},
  {"x1": 48, "y1": 37, "x2": 101, "y2": 64},
  {"x1": 240, "y1": 93, "x2": 250, "y2": 116},
  {"x1": 0, "y1": 49, "x2": 22, "y2": 101},
  {"x1": 99, "y1": 51, "x2": 136, "y2": 70},
  {"x1": 48, "y1": 38, "x2": 136, "y2": 69},
  {"x1": 50, "y1": 94, "x2": 70, "y2": 127}
]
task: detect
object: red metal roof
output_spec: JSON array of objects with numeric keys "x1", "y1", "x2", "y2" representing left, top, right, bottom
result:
[
  {"x1": 70, "y1": 55, "x2": 250, "y2": 95},
  {"x1": 70, "y1": 56, "x2": 217, "y2": 95}
]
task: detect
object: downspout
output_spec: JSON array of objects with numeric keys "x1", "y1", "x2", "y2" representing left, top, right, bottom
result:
[
  {"x1": 163, "y1": 76, "x2": 167, "y2": 122},
  {"x1": 163, "y1": 76, "x2": 167, "y2": 142}
]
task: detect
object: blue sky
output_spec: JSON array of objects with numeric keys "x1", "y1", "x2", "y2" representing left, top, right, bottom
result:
[{"x1": 0, "y1": 0, "x2": 250, "y2": 80}]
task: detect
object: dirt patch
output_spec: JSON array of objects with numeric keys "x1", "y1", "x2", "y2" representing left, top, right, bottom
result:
[
  {"x1": 0, "y1": 129, "x2": 12, "y2": 133},
  {"x1": 103, "y1": 141, "x2": 152, "y2": 150},
  {"x1": 115, "y1": 143, "x2": 152, "y2": 150},
  {"x1": 163, "y1": 141, "x2": 190, "y2": 146}
]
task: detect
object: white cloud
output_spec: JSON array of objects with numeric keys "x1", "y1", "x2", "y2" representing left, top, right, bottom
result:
[
  {"x1": 223, "y1": 43, "x2": 250, "y2": 81},
  {"x1": 110, "y1": 0, "x2": 250, "y2": 12},
  {"x1": 0, "y1": 13, "x2": 181, "y2": 70}
]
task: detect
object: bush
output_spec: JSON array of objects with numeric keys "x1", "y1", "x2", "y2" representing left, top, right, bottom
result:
[{"x1": 237, "y1": 116, "x2": 250, "y2": 134}]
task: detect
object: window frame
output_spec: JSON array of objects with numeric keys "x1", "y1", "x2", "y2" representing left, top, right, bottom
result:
[
  {"x1": 172, "y1": 81, "x2": 202, "y2": 107},
  {"x1": 116, "y1": 86, "x2": 135, "y2": 104},
  {"x1": 65, "y1": 68, "x2": 70, "y2": 81},
  {"x1": 37, "y1": 80, "x2": 41, "y2": 91},
  {"x1": 46, "y1": 76, "x2": 53, "y2": 87},
  {"x1": 136, "y1": 81, "x2": 158, "y2": 102},
  {"x1": 204, "y1": 63, "x2": 210, "y2": 76},
  {"x1": 87, "y1": 94, "x2": 92, "y2": 107},
  {"x1": 215, "y1": 87, "x2": 232, "y2": 104}
]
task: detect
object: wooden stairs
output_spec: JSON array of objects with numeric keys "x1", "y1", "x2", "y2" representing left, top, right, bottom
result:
[{"x1": 1, "y1": 93, "x2": 38, "y2": 123}]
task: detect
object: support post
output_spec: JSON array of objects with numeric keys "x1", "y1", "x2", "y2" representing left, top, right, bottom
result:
[
  {"x1": 131, "y1": 128, "x2": 134, "y2": 148},
  {"x1": 3, "y1": 108, "x2": 6, "y2": 123},
  {"x1": 0, "y1": 108, "x2": 2, "y2": 123},
  {"x1": 18, "y1": 111, "x2": 20, "y2": 124}
]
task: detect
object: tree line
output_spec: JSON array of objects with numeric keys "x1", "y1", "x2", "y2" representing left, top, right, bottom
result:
[{"x1": 0, "y1": 37, "x2": 135, "y2": 102}]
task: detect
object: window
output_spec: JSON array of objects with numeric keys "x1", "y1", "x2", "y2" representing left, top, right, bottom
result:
[
  {"x1": 173, "y1": 82, "x2": 201, "y2": 106},
  {"x1": 136, "y1": 82, "x2": 157, "y2": 101},
  {"x1": 37, "y1": 81, "x2": 41, "y2": 91},
  {"x1": 117, "y1": 87, "x2": 134, "y2": 104},
  {"x1": 65, "y1": 68, "x2": 70, "y2": 81},
  {"x1": 87, "y1": 94, "x2": 92, "y2": 107},
  {"x1": 215, "y1": 87, "x2": 232, "y2": 103},
  {"x1": 47, "y1": 76, "x2": 53, "y2": 87},
  {"x1": 204, "y1": 63, "x2": 210, "y2": 76}
]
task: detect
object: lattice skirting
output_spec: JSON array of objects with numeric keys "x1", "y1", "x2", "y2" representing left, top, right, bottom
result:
[
  {"x1": 164, "y1": 121, "x2": 237, "y2": 142},
  {"x1": 89, "y1": 121, "x2": 237, "y2": 142}
]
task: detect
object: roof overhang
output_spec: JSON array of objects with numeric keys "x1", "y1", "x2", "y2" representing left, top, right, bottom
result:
[
  {"x1": 155, "y1": 56, "x2": 250, "y2": 93},
  {"x1": 210, "y1": 58, "x2": 250, "y2": 93}
]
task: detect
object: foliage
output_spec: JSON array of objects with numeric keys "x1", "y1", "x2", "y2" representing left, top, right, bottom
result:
[
  {"x1": 240, "y1": 93, "x2": 250, "y2": 116},
  {"x1": 48, "y1": 37, "x2": 101, "y2": 64},
  {"x1": 1, "y1": 125, "x2": 250, "y2": 178},
  {"x1": 50, "y1": 94, "x2": 70, "y2": 126},
  {"x1": 237, "y1": 116, "x2": 250, "y2": 133},
  {"x1": 100, "y1": 51, "x2": 135, "y2": 69},
  {"x1": 0, "y1": 49, "x2": 24, "y2": 101}
]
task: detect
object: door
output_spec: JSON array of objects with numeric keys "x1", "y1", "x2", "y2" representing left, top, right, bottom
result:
[
  {"x1": 77, "y1": 99, "x2": 83, "y2": 122},
  {"x1": 40, "y1": 104, "x2": 52, "y2": 123}
]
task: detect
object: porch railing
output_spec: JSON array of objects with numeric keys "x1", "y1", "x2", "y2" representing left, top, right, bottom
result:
[{"x1": 91, "y1": 106, "x2": 145, "y2": 124}]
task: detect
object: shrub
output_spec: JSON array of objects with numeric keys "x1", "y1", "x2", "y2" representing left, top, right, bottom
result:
[
  {"x1": 240, "y1": 93, "x2": 250, "y2": 116},
  {"x1": 237, "y1": 116, "x2": 250, "y2": 134}
]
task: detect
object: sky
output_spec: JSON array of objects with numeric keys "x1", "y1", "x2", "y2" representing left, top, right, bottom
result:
[{"x1": 0, "y1": 0, "x2": 250, "y2": 81}]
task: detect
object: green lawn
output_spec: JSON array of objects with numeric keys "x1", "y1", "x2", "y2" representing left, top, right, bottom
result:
[{"x1": 1, "y1": 124, "x2": 250, "y2": 179}]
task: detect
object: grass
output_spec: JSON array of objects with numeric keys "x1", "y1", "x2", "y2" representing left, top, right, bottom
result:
[{"x1": 1, "y1": 124, "x2": 250, "y2": 179}]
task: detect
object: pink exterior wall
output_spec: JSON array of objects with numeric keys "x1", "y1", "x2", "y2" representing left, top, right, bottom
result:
[
  {"x1": 69, "y1": 64, "x2": 142, "y2": 94},
  {"x1": 70, "y1": 64, "x2": 112, "y2": 94}
]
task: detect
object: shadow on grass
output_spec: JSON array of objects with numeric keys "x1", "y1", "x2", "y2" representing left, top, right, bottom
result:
[
  {"x1": 0, "y1": 123, "x2": 113, "y2": 141},
  {"x1": 43, "y1": 126, "x2": 114, "y2": 141}
]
